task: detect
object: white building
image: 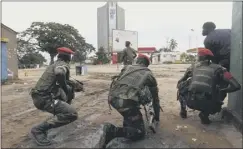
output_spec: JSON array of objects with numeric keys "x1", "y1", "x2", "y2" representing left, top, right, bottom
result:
[{"x1": 152, "y1": 51, "x2": 181, "y2": 64}]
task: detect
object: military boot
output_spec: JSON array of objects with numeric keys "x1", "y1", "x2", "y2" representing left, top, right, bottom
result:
[
  {"x1": 199, "y1": 112, "x2": 211, "y2": 124},
  {"x1": 180, "y1": 109, "x2": 187, "y2": 119},
  {"x1": 97, "y1": 123, "x2": 117, "y2": 149},
  {"x1": 29, "y1": 122, "x2": 52, "y2": 146}
]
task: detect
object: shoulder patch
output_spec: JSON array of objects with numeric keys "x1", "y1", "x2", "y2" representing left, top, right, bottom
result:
[{"x1": 223, "y1": 71, "x2": 233, "y2": 79}]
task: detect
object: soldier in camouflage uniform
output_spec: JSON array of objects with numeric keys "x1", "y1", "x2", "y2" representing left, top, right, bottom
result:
[
  {"x1": 29, "y1": 47, "x2": 78, "y2": 146},
  {"x1": 177, "y1": 48, "x2": 241, "y2": 124},
  {"x1": 121, "y1": 41, "x2": 137, "y2": 65},
  {"x1": 97, "y1": 54, "x2": 160, "y2": 148}
]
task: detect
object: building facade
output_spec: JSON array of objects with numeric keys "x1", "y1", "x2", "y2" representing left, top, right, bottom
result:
[
  {"x1": 224, "y1": 1, "x2": 242, "y2": 133},
  {"x1": 159, "y1": 51, "x2": 181, "y2": 63},
  {"x1": 1, "y1": 23, "x2": 18, "y2": 79},
  {"x1": 97, "y1": 2, "x2": 125, "y2": 53}
]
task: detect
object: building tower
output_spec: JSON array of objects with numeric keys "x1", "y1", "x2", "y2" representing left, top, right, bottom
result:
[{"x1": 97, "y1": 1, "x2": 125, "y2": 54}]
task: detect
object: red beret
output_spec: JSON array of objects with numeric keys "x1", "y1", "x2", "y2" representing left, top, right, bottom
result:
[
  {"x1": 57, "y1": 47, "x2": 74, "y2": 55},
  {"x1": 138, "y1": 54, "x2": 150, "y2": 64},
  {"x1": 198, "y1": 48, "x2": 214, "y2": 57}
]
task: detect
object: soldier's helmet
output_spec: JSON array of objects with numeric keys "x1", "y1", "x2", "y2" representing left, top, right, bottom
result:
[
  {"x1": 197, "y1": 48, "x2": 214, "y2": 61},
  {"x1": 136, "y1": 53, "x2": 150, "y2": 67}
]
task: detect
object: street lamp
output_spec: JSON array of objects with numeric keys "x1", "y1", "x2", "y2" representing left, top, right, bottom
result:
[
  {"x1": 188, "y1": 29, "x2": 195, "y2": 50},
  {"x1": 191, "y1": 29, "x2": 200, "y2": 61}
]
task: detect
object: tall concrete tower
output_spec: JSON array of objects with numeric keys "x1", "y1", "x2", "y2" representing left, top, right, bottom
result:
[{"x1": 97, "y1": 2, "x2": 125, "y2": 53}]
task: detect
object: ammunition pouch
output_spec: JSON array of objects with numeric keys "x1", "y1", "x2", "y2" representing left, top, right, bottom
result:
[
  {"x1": 139, "y1": 86, "x2": 153, "y2": 106},
  {"x1": 177, "y1": 78, "x2": 191, "y2": 95},
  {"x1": 30, "y1": 89, "x2": 52, "y2": 110},
  {"x1": 50, "y1": 84, "x2": 74, "y2": 104}
]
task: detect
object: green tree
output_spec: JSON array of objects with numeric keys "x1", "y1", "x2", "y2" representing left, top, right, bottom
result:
[
  {"x1": 159, "y1": 38, "x2": 178, "y2": 52},
  {"x1": 17, "y1": 38, "x2": 37, "y2": 60},
  {"x1": 186, "y1": 54, "x2": 196, "y2": 62},
  {"x1": 18, "y1": 22, "x2": 95, "y2": 64},
  {"x1": 72, "y1": 50, "x2": 87, "y2": 65},
  {"x1": 19, "y1": 52, "x2": 46, "y2": 65},
  {"x1": 95, "y1": 47, "x2": 110, "y2": 64},
  {"x1": 180, "y1": 52, "x2": 187, "y2": 62},
  {"x1": 159, "y1": 47, "x2": 171, "y2": 52}
]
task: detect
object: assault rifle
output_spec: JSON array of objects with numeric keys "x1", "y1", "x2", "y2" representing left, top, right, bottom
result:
[
  {"x1": 144, "y1": 99, "x2": 163, "y2": 133},
  {"x1": 68, "y1": 77, "x2": 89, "y2": 92},
  {"x1": 66, "y1": 78, "x2": 88, "y2": 104},
  {"x1": 144, "y1": 100, "x2": 156, "y2": 133}
]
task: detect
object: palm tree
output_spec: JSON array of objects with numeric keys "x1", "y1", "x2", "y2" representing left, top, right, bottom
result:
[
  {"x1": 159, "y1": 47, "x2": 170, "y2": 52},
  {"x1": 169, "y1": 39, "x2": 178, "y2": 51}
]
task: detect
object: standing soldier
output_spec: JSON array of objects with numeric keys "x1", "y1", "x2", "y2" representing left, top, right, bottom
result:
[
  {"x1": 121, "y1": 41, "x2": 137, "y2": 65},
  {"x1": 202, "y1": 22, "x2": 232, "y2": 102},
  {"x1": 97, "y1": 54, "x2": 160, "y2": 148},
  {"x1": 29, "y1": 47, "x2": 78, "y2": 146},
  {"x1": 177, "y1": 48, "x2": 241, "y2": 124}
]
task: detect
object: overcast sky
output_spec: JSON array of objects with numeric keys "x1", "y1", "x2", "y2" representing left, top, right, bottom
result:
[{"x1": 2, "y1": 2, "x2": 232, "y2": 62}]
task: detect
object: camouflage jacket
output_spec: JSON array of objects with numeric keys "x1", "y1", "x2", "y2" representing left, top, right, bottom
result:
[
  {"x1": 109, "y1": 65, "x2": 158, "y2": 105},
  {"x1": 33, "y1": 60, "x2": 70, "y2": 94}
]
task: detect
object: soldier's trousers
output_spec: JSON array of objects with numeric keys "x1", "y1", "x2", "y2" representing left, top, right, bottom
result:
[
  {"x1": 31, "y1": 92, "x2": 78, "y2": 129},
  {"x1": 110, "y1": 98, "x2": 145, "y2": 141},
  {"x1": 186, "y1": 93, "x2": 222, "y2": 115},
  {"x1": 178, "y1": 92, "x2": 187, "y2": 111},
  {"x1": 119, "y1": 108, "x2": 145, "y2": 140}
]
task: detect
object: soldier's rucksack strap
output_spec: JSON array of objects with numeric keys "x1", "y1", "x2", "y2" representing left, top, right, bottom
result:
[
  {"x1": 108, "y1": 75, "x2": 120, "y2": 112},
  {"x1": 117, "y1": 67, "x2": 150, "y2": 83}
]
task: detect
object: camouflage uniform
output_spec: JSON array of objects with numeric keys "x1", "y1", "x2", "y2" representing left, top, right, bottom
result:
[
  {"x1": 121, "y1": 47, "x2": 137, "y2": 65},
  {"x1": 101, "y1": 64, "x2": 160, "y2": 147},
  {"x1": 30, "y1": 60, "x2": 78, "y2": 146},
  {"x1": 177, "y1": 64, "x2": 194, "y2": 118},
  {"x1": 177, "y1": 60, "x2": 241, "y2": 124}
]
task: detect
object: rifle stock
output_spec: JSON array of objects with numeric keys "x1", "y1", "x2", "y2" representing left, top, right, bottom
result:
[{"x1": 144, "y1": 101, "x2": 156, "y2": 133}]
